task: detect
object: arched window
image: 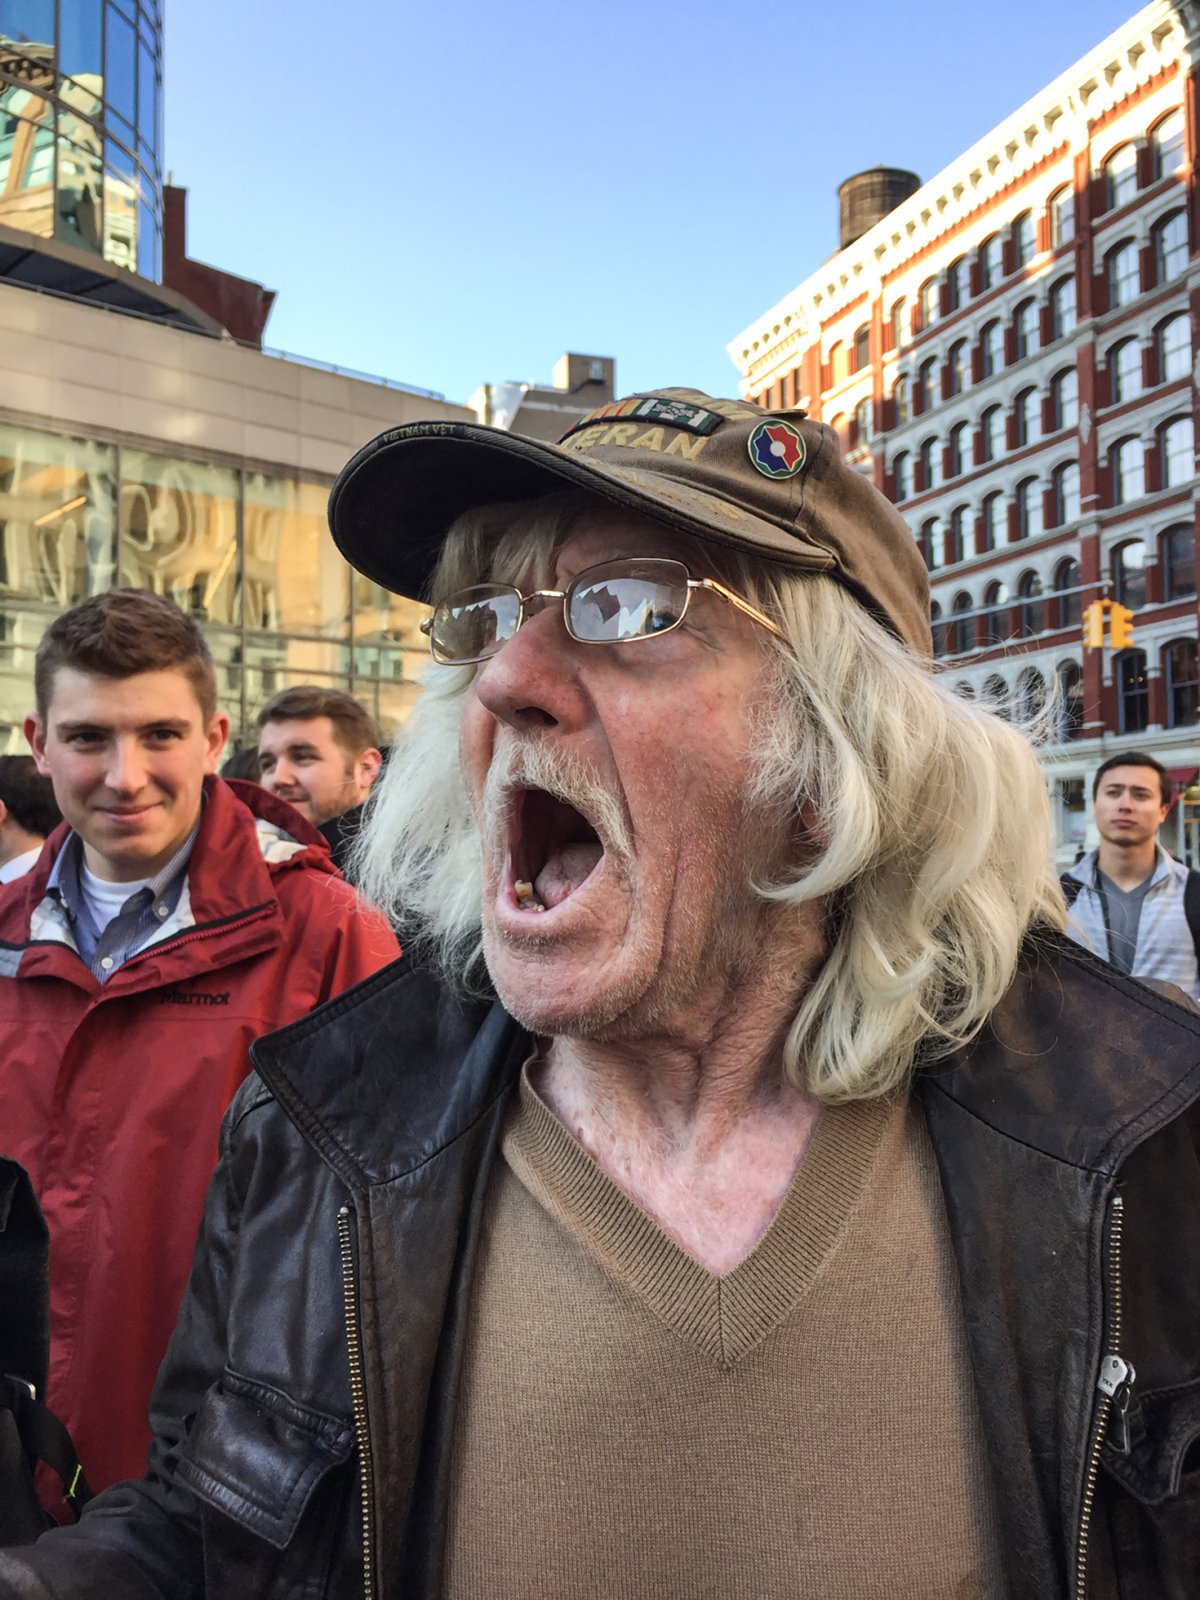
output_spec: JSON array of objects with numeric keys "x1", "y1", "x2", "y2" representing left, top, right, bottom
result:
[
  {"x1": 982, "y1": 673, "x2": 1010, "y2": 718},
  {"x1": 954, "y1": 681, "x2": 976, "y2": 700},
  {"x1": 1015, "y1": 477, "x2": 1042, "y2": 539},
  {"x1": 1055, "y1": 557, "x2": 1082, "y2": 627},
  {"x1": 921, "y1": 517, "x2": 943, "y2": 571},
  {"x1": 892, "y1": 373, "x2": 909, "y2": 424},
  {"x1": 946, "y1": 505, "x2": 969, "y2": 564},
  {"x1": 853, "y1": 324, "x2": 871, "y2": 372},
  {"x1": 1017, "y1": 666, "x2": 1047, "y2": 723},
  {"x1": 979, "y1": 233, "x2": 1002, "y2": 289},
  {"x1": 1013, "y1": 210, "x2": 1035, "y2": 267},
  {"x1": 1017, "y1": 571, "x2": 1046, "y2": 637},
  {"x1": 981, "y1": 491, "x2": 1003, "y2": 551},
  {"x1": 980, "y1": 405, "x2": 1004, "y2": 463},
  {"x1": 947, "y1": 339, "x2": 968, "y2": 396},
  {"x1": 1154, "y1": 210, "x2": 1188, "y2": 282},
  {"x1": 918, "y1": 357, "x2": 938, "y2": 411},
  {"x1": 853, "y1": 397, "x2": 873, "y2": 447},
  {"x1": 1113, "y1": 538, "x2": 1147, "y2": 607},
  {"x1": 892, "y1": 450, "x2": 911, "y2": 500},
  {"x1": 1112, "y1": 438, "x2": 1145, "y2": 504},
  {"x1": 1153, "y1": 110, "x2": 1185, "y2": 180},
  {"x1": 828, "y1": 342, "x2": 846, "y2": 385},
  {"x1": 1161, "y1": 415, "x2": 1194, "y2": 486},
  {"x1": 948, "y1": 590, "x2": 973, "y2": 654},
  {"x1": 1050, "y1": 368, "x2": 1078, "y2": 430},
  {"x1": 919, "y1": 435, "x2": 940, "y2": 490},
  {"x1": 948, "y1": 421, "x2": 969, "y2": 477},
  {"x1": 920, "y1": 277, "x2": 939, "y2": 329},
  {"x1": 1104, "y1": 143, "x2": 1138, "y2": 209},
  {"x1": 946, "y1": 257, "x2": 968, "y2": 310},
  {"x1": 1052, "y1": 461, "x2": 1080, "y2": 526},
  {"x1": 980, "y1": 319, "x2": 1004, "y2": 377},
  {"x1": 891, "y1": 299, "x2": 908, "y2": 350},
  {"x1": 983, "y1": 582, "x2": 1011, "y2": 645},
  {"x1": 1057, "y1": 660, "x2": 1083, "y2": 741},
  {"x1": 1160, "y1": 523, "x2": 1196, "y2": 599},
  {"x1": 1049, "y1": 186, "x2": 1075, "y2": 246},
  {"x1": 1109, "y1": 337, "x2": 1143, "y2": 403},
  {"x1": 1107, "y1": 240, "x2": 1140, "y2": 307},
  {"x1": 930, "y1": 600, "x2": 945, "y2": 657},
  {"x1": 1116, "y1": 649, "x2": 1149, "y2": 734},
  {"x1": 1157, "y1": 314, "x2": 1191, "y2": 383},
  {"x1": 1015, "y1": 387, "x2": 1041, "y2": 446},
  {"x1": 1014, "y1": 298, "x2": 1038, "y2": 359},
  {"x1": 1165, "y1": 639, "x2": 1200, "y2": 727},
  {"x1": 1049, "y1": 276, "x2": 1076, "y2": 340}
]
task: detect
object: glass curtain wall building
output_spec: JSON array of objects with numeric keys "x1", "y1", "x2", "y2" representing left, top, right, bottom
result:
[{"x1": 0, "y1": 0, "x2": 162, "y2": 279}]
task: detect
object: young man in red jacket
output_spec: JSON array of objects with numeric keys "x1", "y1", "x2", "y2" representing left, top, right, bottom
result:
[{"x1": 0, "y1": 589, "x2": 398, "y2": 1502}]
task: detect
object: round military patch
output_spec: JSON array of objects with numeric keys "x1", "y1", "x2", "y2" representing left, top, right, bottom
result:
[{"x1": 748, "y1": 419, "x2": 807, "y2": 479}]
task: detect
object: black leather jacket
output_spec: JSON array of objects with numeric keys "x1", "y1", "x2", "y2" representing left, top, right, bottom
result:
[{"x1": 0, "y1": 932, "x2": 1197, "y2": 1600}]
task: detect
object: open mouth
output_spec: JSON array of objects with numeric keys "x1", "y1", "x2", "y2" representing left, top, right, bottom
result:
[{"x1": 507, "y1": 787, "x2": 606, "y2": 914}]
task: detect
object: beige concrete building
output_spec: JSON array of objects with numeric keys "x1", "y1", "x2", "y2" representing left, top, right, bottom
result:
[{"x1": 469, "y1": 352, "x2": 616, "y2": 441}]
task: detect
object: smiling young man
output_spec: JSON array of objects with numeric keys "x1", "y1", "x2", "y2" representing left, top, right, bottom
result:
[
  {"x1": 256, "y1": 686, "x2": 382, "y2": 873},
  {"x1": 2, "y1": 395, "x2": 1199, "y2": 1599},
  {"x1": 1062, "y1": 751, "x2": 1200, "y2": 998},
  {"x1": 0, "y1": 589, "x2": 398, "y2": 1505}
]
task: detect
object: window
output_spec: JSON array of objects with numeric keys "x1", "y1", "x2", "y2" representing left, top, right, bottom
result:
[
  {"x1": 920, "y1": 277, "x2": 939, "y2": 329},
  {"x1": 828, "y1": 341, "x2": 846, "y2": 385},
  {"x1": 1157, "y1": 314, "x2": 1191, "y2": 382},
  {"x1": 954, "y1": 681, "x2": 976, "y2": 700},
  {"x1": 1052, "y1": 461, "x2": 1080, "y2": 525},
  {"x1": 1165, "y1": 639, "x2": 1200, "y2": 728},
  {"x1": 982, "y1": 673, "x2": 1010, "y2": 716},
  {"x1": 1015, "y1": 387, "x2": 1041, "y2": 447},
  {"x1": 1161, "y1": 416, "x2": 1194, "y2": 486},
  {"x1": 892, "y1": 450, "x2": 911, "y2": 500},
  {"x1": 981, "y1": 319, "x2": 1004, "y2": 377},
  {"x1": 1017, "y1": 571, "x2": 1046, "y2": 637},
  {"x1": 1013, "y1": 210, "x2": 1035, "y2": 267},
  {"x1": 1112, "y1": 438, "x2": 1145, "y2": 504},
  {"x1": 1153, "y1": 110, "x2": 1185, "y2": 180},
  {"x1": 1014, "y1": 298, "x2": 1038, "y2": 360},
  {"x1": 1049, "y1": 275, "x2": 1076, "y2": 340},
  {"x1": 1050, "y1": 368, "x2": 1078, "y2": 430},
  {"x1": 1055, "y1": 557, "x2": 1082, "y2": 627},
  {"x1": 930, "y1": 600, "x2": 945, "y2": 657},
  {"x1": 921, "y1": 516, "x2": 943, "y2": 571},
  {"x1": 892, "y1": 374, "x2": 909, "y2": 424},
  {"x1": 948, "y1": 590, "x2": 973, "y2": 654},
  {"x1": 920, "y1": 435, "x2": 941, "y2": 490},
  {"x1": 948, "y1": 421, "x2": 969, "y2": 477},
  {"x1": 1154, "y1": 209, "x2": 1188, "y2": 282},
  {"x1": 981, "y1": 492, "x2": 1003, "y2": 552},
  {"x1": 1117, "y1": 649, "x2": 1149, "y2": 734},
  {"x1": 1015, "y1": 477, "x2": 1042, "y2": 539},
  {"x1": 853, "y1": 397, "x2": 873, "y2": 447},
  {"x1": 891, "y1": 299, "x2": 908, "y2": 350},
  {"x1": 918, "y1": 357, "x2": 938, "y2": 411},
  {"x1": 983, "y1": 582, "x2": 1010, "y2": 644},
  {"x1": 1113, "y1": 539, "x2": 1147, "y2": 608},
  {"x1": 980, "y1": 405, "x2": 1004, "y2": 463},
  {"x1": 947, "y1": 505, "x2": 969, "y2": 564},
  {"x1": 1107, "y1": 240, "x2": 1140, "y2": 307},
  {"x1": 1049, "y1": 186, "x2": 1075, "y2": 246},
  {"x1": 1057, "y1": 661, "x2": 1083, "y2": 741},
  {"x1": 979, "y1": 234, "x2": 1003, "y2": 289},
  {"x1": 1109, "y1": 337, "x2": 1143, "y2": 404},
  {"x1": 947, "y1": 339, "x2": 968, "y2": 396},
  {"x1": 1161, "y1": 523, "x2": 1196, "y2": 599},
  {"x1": 1017, "y1": 667, "x2": 1047, "y2": 722},
  {"x1": 853, "y1": 324, "x2": 870, "y2": 372},
  {"x1": 1104, "y1": 144, "x2": 1138, "y2": 210},
  {"x1": 946, "y1": 257, "x2": 969, "y2": 311}
]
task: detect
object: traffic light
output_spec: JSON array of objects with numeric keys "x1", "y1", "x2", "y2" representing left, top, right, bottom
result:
[
  {"x1": 1109, "y1": 602, "x2": 1135, "y2": 649},
  {"x1": 1082, "y1": 600, "x2": 1106, "y2": 650}
]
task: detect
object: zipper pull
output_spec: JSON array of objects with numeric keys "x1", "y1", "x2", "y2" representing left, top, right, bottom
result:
[{"x1": 1098, "y1": 1356, "x2": 1137, "y2": 1455}]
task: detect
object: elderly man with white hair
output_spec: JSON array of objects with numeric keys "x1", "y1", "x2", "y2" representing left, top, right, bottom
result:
[{"x1": 2, "y1": 391, "x2": 1198, "y2": 1599}]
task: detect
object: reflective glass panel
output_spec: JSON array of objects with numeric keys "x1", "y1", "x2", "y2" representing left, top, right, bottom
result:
[
  {"x1": 136, "y1": 39, "x2": 156, "y2": 153},
  {"x1": 119, "y1": 451, "x2": 239, "y2": 623},
  {"x1": 104, "y1": 5, "x2": 137, "y2": 125},
  {"x1": 242, "y1": 475, "x2": 349, "y2": 639},
  {"x1": 0, "y1": 421, "x2": 116, "y2": 606},
  {"x1": 59, "y1": 0, "x2": 103, "y2": 82},
  {"x1": 55, "y1": 88, "x2": 103, "y2": 251},
  {"x1": 0, "y1": 0, "x2": 53, "y2": 45},
  {"x1": 0, "y1": 92, "x2": 55, "y2": 237},
  {"x1": 101, "y1": 137, "x2": 138, "y2": 268},
  {"x1": 354, "y1": 671, "x2": 421, "y2": 741},
  {"x1": 135, "y1": 193, "x2": 156, "y2": 277}
]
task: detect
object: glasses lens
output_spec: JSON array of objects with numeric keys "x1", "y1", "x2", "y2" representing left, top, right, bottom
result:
[
  {"x1": 568, "y1": 559, "x2": 690, "y2": 644},
  {"x1": 430, "y1": 585, "x2": 520, "y2": 662}
]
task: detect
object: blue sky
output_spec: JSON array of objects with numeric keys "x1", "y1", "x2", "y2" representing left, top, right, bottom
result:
[{"x1": 165, "y1": 0, "x2": 1141, "y2": 406}]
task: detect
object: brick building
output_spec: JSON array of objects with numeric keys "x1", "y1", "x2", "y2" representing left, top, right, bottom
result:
[{"x1": 728, "y1": 0, "x2": 1200, "y2": 862}]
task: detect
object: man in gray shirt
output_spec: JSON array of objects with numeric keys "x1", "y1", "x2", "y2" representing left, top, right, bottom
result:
[{"x1": 1062, "y1": 750, "x2": 1200, "y2": 998}]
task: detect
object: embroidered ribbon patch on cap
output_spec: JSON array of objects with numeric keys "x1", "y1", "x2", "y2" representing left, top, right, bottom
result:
[
  {"x1": 561, "y1": 396, "x2": 725, "y2": 443},
  {"x1": 748, "y1": 420, "x2": 807, "y2": 479}
]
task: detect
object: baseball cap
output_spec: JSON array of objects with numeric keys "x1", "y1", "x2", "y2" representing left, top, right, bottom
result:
[{"x1": 328, "y1": 387, "x2": 932, "y2": 657}]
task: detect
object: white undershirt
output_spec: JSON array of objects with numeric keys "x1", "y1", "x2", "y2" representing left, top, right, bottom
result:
[
  {"x1": 79, "y1": 862, "x2": 156, "y2": 931},
  {"x1": 0, "y1": 846, "x2": 43, "y2": 884}
]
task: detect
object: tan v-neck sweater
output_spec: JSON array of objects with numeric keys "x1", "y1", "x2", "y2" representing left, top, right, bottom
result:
[{"x1": 443, "y1": 1071, "x2": 1005, "y2": 1599}]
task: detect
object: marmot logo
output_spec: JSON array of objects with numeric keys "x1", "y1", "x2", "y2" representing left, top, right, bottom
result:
[{"x1": 160, "y1": 991, "x2": 232, "y2": 1007}]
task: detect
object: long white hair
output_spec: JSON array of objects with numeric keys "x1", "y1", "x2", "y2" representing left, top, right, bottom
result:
[{"x1": 354, "y1": 493, "x2": 1066, "y2": 1101}]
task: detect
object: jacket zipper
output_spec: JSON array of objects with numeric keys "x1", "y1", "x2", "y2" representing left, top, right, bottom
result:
[
  {"x1": 1073, "y1": 1192, "x2": 1135, "y2": 1599},
  {"x1": 338, "y1": 1204, "x2": 377, "y2": 1600}
]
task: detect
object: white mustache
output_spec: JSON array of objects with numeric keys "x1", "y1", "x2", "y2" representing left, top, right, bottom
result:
[{"x1": 481, "y1": 742, "x2": 634, "y2": 869}]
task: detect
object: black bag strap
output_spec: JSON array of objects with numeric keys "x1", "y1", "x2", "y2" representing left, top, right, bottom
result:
[
  {"x1": 1183, "y1": 869, "x2": 1200, "y2": 970},
  {"x1": 1, "y1": 1375, "x2": 93, "y2": 1515},
  {"x1": 1060, "y1": 873, "x2": 1083, "y2": 908}
]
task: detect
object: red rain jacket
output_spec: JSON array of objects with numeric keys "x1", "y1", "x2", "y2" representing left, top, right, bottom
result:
[{"x1": 0, "y1": 776, "x2": 398, "y2": 1498}]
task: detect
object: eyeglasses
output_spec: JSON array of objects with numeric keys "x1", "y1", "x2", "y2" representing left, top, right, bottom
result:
[{"x1": 420, "y1": 557, "x2": 785, "y2": 665}]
